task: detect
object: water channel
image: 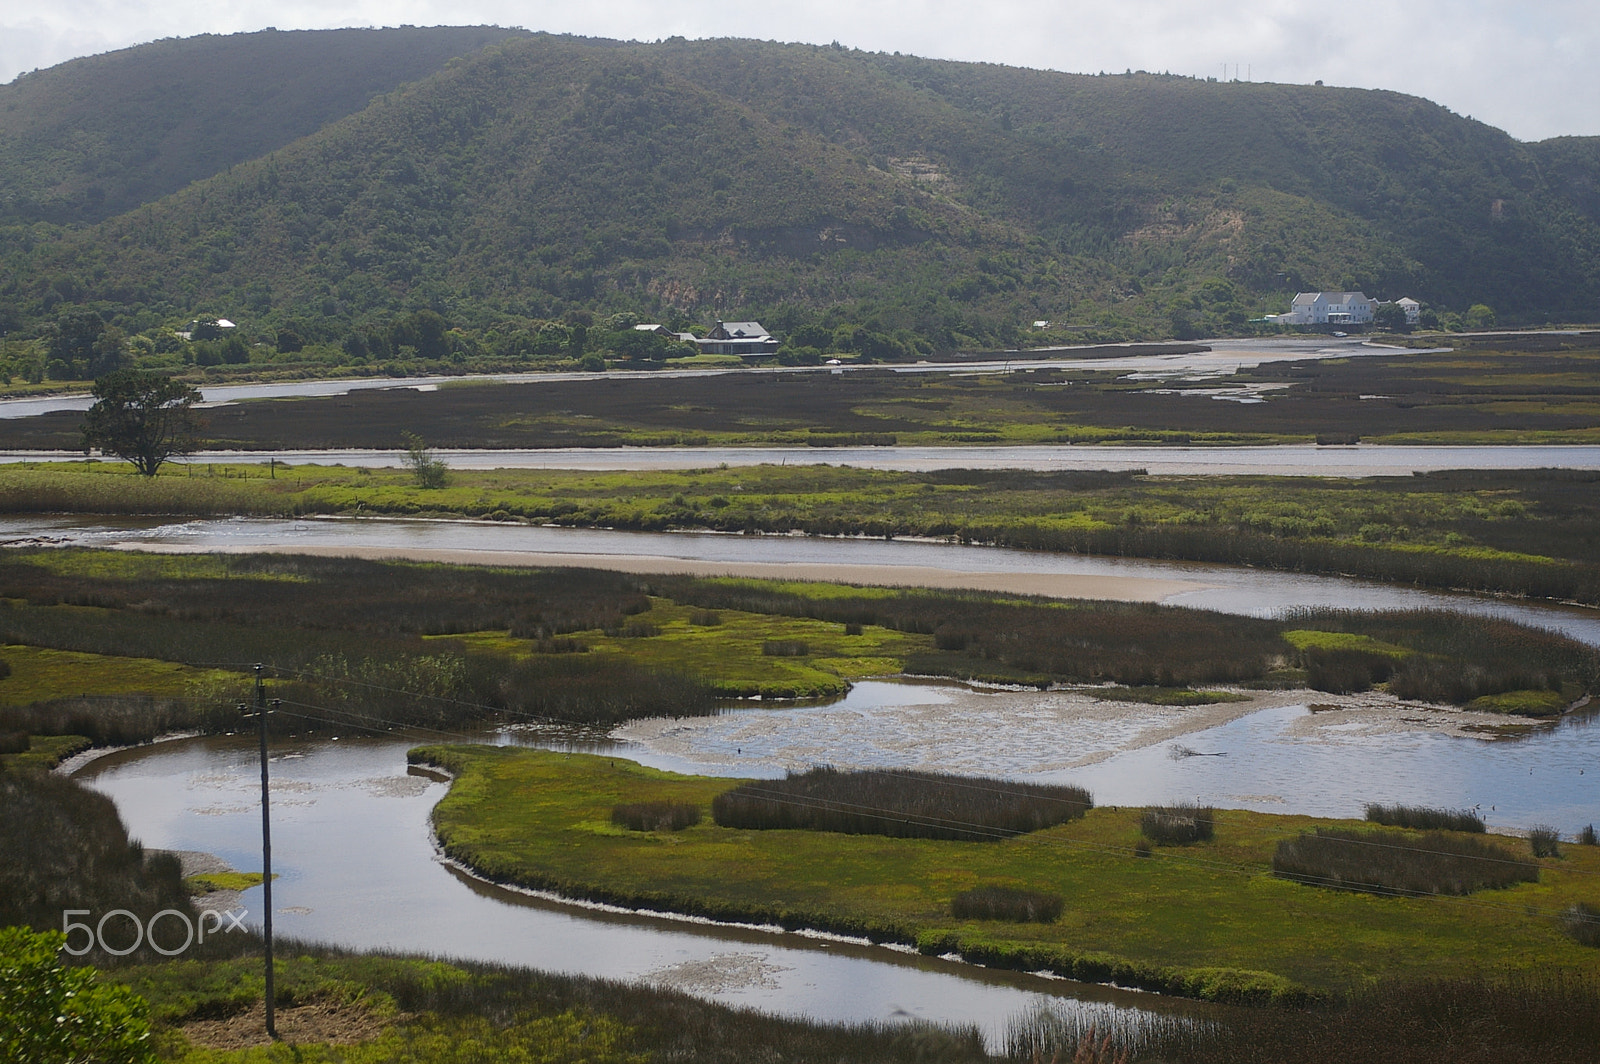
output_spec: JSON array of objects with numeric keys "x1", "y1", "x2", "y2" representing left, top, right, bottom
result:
[
  {"x1": 9, "y1": 442, "x2": 1600, "y2": 475},
  {"x1": 17, "y1": 512, "x2": 1595, "y2": 1046}
]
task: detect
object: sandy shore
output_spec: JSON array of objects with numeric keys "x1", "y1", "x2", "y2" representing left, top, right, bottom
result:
[{"x1": 114, "y1": 541, "x2": 1213, "y2": 603}]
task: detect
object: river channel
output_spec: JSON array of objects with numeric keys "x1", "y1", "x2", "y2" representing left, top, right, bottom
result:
[{"x1": 24, "y1": 512, "x2": 1597, "y2": 1045}]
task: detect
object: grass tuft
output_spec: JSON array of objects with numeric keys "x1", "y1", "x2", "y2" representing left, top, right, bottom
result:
[
  {"x1": 611, "y1": 801, "x2": 702, "y2": 832},
  {"x1": 950, "y1": 885, "x2": 1062, "y2": 923},
  {"x1": 1529, "y1": 824, "x2": 1563, "y2": 858},
  {"x1": 1140, "y1": 804, "x2": 1216, "y2": 845}
]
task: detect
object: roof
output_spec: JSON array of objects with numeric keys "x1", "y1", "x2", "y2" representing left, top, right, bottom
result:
[
  {"x1": 712, "y1": 321, "x2": 769, "y2": 339},
  {"x1": 1396, "y1": 297, "x2": 1421, "y2": 306}
]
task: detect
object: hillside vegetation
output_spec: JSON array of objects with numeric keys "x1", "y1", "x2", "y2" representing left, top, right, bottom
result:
[{"x1": 1, "y1": 29, "x2": 1597, "y2": 370}]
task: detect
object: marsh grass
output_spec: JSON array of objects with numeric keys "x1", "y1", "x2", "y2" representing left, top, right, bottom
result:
[
  {"x1": 1140, "y1": 804, "x2": 1216, "y2": 845},
  {"x1": 761, "y1": 639, "x2": 810, "y2": 657},
  {"x1": 1137, "y1": 973, "x2": 1600, "y2": 1064},
  {"x1": 711, "y1": 766, "x2": 1092, "y2": 841},
  {"x1": 1273, "y1": 828, "x2": 1538, "y2": 896},
  {"x1": 1365, "y1": 803, "x2": 1485, "y2": 833},
  {"x1": 950, "y1": 885, "x2": 1063, "y2": 923},
  {"x1": 1561, "y1": 903, "x2": 1600, "y2": 947},
  {"x1": 611, "y1": 801, "x2": 701, "y2": 832}
]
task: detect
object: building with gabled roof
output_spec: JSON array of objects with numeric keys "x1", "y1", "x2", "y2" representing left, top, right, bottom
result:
[
  {"x1": 700, "y1": 321, "x2": 781, "y2": 356},
  {"x1": 1267, "y1": 292, "x2": 1375, "y2": 326}
]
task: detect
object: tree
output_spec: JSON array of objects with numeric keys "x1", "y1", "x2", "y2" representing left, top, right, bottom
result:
[
  {"x1": 402, "y1": 432, "x2": 449, "y2": 488},
  {"x1": 1374, "y1": 303, "x2": 1410, "y2": 332},
  {"x1": 0, "y1": 927, "x2": 156, "y2": 1064},
  {"x1": 1466, "y1": 303, "x2": 1497, "y2": 329},
  {"x1": 81, "y1": 370, "x2": 202, "y2": 477}
]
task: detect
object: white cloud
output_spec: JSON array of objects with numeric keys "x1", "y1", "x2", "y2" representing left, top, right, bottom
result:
[{"x1": 2, "y1": 1, "x2": 1595, "y2": 141}]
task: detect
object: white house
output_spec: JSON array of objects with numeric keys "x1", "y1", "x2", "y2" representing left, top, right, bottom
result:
[
  {"x1": 1395, "y1": 297, "x2": 1422, "y2": 325},
  {"x1": 699, "y1": 321, "x2": 781, "y2": 357},
  {"x1": 1267, "y1": 292, "x2": 1375, "y2": 326}
]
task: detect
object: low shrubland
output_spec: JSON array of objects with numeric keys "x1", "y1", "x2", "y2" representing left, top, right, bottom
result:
[
  {"x1": 1365, "y1": 803, "x2": 1485, "y2": 833},
  {"x1": 710, "y1": 766, "x2": 1093, "y2": 841},
  {"x1": 1272, "y1": 827, "x2": 1539, "y2": 896}
]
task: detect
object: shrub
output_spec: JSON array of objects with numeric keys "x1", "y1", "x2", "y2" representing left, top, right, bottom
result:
[
  {"x1": 1579, "y1": 824, "x2": 1597, "y2": 846},
  {"x1": 0, "y1": 656, "x2": 10, "y2": 680},
  {"x1": 761, "y1": 639, "x2": 809, "y2": 657},
  {"x1": 712, "y1": 767, "x2": 1092, "y2": 841},
  {"x1": 1273, "y1": 827, "x2": 1538, "y2": 896},
  {"x1": 611, "y1": 801, "x2": 701, "y2": 832},
  {"x1": 843, "y1": 623, "x2": 863, "y2": 636},
  {"x1": 1561, "y1": 903, "x2": 1600, "y2": 947},
  {"x1": 689, "y1": 610, "x2": 722, "y2": 627},
  {"x1": 1365, "y1": 803, "x2": 1485, "y2": 833},
  {"x1": 1530, "y1": 825, "x2": 1563, "y2": 858},
  {"x1": 0, "y1": 731, "x2": 28, "y2": 755},
  {"x1": 1141, "y1": 804, "x2": 1216, "y2": 845},
  {"x1": 951, "y1": 885, "x2": 1062, "y2": 923}
]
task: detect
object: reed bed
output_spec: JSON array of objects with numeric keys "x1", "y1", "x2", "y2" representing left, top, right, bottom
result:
[
  {"x1": 950, "y1": 885, "x2": 1063, "y2": 923},
  {"x1": 1140, "y1": 804, "x2": 1216, "y2": 846},
  {"x1": 1272, "y1": 827, "x2": 1538, "y2": 896},
  {"x1": 1364, "y1": 803, "x2": 1485, "y2": 833},
  {"x1": 611, "y1": 801, "x2": 701, "y2": 832},
  {"x1": 1135, "y1": 973, "x2": 1600, "y2": 1064},
  {"x1": 1004, "y1": 1003, "x2": 1214, "y2": 1063},
  {"x1": 711, "y1": 766, "x2": 1092, "y2": 841},
  {"x1": 1283, "y1": 607, "x2": 1599, "y2": 706}
]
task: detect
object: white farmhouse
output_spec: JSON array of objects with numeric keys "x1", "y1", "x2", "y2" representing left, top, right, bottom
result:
[
  {"x1": 1267, "y1": 292, "x2": 1375, "y2": 326},
  {"x1": 1395, "y1": 297, "x2": 1422, "y2": 325}
]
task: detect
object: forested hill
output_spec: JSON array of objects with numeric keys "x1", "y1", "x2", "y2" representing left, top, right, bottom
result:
[
  {"x1": 2, "y1": 29, "x2": 1598, "y2": 352},
  {"x1": 0, "y1": 26, "x2": 531, "y2": 225}
]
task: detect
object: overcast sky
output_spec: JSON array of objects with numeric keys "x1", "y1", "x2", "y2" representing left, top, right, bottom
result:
[{"x1": 3, "y1": 1, "x2": 1595, "y2": 142}]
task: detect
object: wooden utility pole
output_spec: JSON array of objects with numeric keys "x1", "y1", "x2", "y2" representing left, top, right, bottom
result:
[{"x1": 243, "y1": 665, "x2": 277, "y2": 1039}]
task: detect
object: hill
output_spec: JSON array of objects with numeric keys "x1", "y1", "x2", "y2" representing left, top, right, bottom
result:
[
  {"x1": 0, "y1": 26, "x2": 530, "y2": 226},
  {"x1": 1, "y1": 30, "x2": 1597, "y2": 367}
]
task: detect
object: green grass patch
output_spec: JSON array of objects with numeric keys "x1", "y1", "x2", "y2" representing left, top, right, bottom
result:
[
  {"x1": 412, "y1": 746, "x2": 1600, "y2": 1003},
  {"x1": 1467, "y1": 689, "x2": 1571, "y2": 716},
  {"x1": 181, "y1": 871, "x2": 269, "y2": 895},
  {"x1": 0, "y1": 732, "x2": 92, "y2": 772},
  {"x1": 0, "y1": 644, "x2": 244, "y2": 706},
  {"x1": 1281, "y1": 630, "x2": 1412, "y2": 658},
  {"x1": 443, "y1": 599, "x2": 927, "y2": 698}
]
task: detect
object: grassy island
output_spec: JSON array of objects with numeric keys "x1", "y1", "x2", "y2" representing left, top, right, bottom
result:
[{"x1": 411, "y1": 745, "x2": 1600, "y2": 1006}]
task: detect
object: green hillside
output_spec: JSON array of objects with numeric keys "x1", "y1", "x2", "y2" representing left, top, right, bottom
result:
[
  {"x1": 0, "y1": 26, "x2": 530, "y2": 225},
  {"x1": 1, "y1": 30, "x2": 1597, "y2": 370}
]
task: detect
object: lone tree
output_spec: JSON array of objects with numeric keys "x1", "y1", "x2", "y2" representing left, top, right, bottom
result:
[{"x1": 81, "y1": 370, "x2": 203, "y2": 476}]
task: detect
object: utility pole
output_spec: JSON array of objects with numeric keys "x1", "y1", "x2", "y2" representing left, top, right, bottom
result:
[{"x1": 241, "y1": 665, "x2": 277, "y2": 1040}]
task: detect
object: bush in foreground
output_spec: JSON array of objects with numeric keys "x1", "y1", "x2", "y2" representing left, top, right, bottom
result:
[
  {"x1": 950, "y1": 885, "x2": 1063, "y2": 923},
  {"x1": 1273, "y1": 827, "x2": 1538, "y2": 896},
  {"x1": 1141, "y1": 804, "x2": 1216, "y2": 845},
  {"x1": 1530, "y1": 824, "x2": 1563, "y2": 858},
  {"x1": 1365, "y1": 802, "x2": 1485, "y2": 833},
  {"x1": 611, "y1": 801, "x2": 701, "y2": 832},
  {"x1": 712, "y1": 766, "x2": 1092, "y2": 841}
]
